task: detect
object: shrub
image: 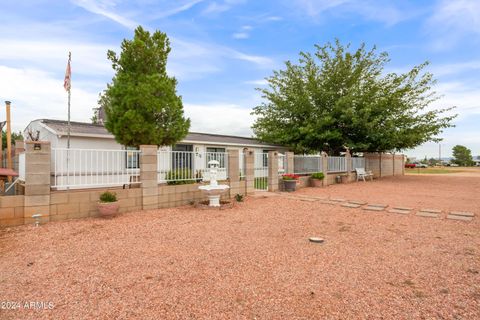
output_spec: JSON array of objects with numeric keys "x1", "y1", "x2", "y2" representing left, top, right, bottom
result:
[
  {"x1": 282, "y1": 174, "x2": 300, "y2": 180},
  {"x1": 166, "y1": 169, "x2": 196, "y2": 185},
  {"x1": 311, "y1": 172, "x2": 325, "y2": 180},
  {"x1": 235, "y1": 194, "x2": 244, "y2": 202},
  {"x1": 99, "y1": 191, "x2": 117, "y2": 203}
]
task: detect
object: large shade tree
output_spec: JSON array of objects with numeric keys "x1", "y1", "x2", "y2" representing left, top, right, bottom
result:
[
  {"x1": 252, "y1": 40, "x2": 456, "y2": 154},
  {"x1": 99, "y1": 26, "x2": 190, "y2": 147},
  {"x1": 452, "y1": 145, "x2": 474, "y2": 166}
]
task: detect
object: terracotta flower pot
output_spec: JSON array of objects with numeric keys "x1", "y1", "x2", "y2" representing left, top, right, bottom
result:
[
  {"x1": 283, "y1": 179, "x2": 297, "y2": 192},
  {"x1": 311, "y1": 178, "x2": 324, "y2": 187},
  {"x1": 98, "y1": 201, "x2": 119, "y2": 218}
]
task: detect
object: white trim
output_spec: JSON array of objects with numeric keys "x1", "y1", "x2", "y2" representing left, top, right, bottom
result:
[{"x1": 181, "y1": 139, "x2": 282, "y2": 149}]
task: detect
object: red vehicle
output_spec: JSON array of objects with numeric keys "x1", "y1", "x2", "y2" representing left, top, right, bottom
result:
[{"x1": 405, "y1": 163, "x2": 416, "y2": 168}]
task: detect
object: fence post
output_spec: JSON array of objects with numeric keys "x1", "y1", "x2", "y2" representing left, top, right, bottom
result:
[
  {"x1": 244, "y1": 148, "x2": 255, "y2": 194},
  {"x1": 267, "y1": 151, "x2": 279, "y2": 192},
  {"x1": 285, "y1": 152, "x2": 294, "y2": 174},
  {"x1": 24, "y1": 141, "x2": 51, "y2": 225},
  {"x1": 321, "y1": 151, "x2": 329, "y2": 186},
  {"x1": 227, "y1": 148, "x2": 241, "y2": 195},
  {"x1": 140, "y1": 145, "x2": 158, "y2": 210},
  {"x1": 345, "y1": 149, "x2": 352, "y2": 182}
]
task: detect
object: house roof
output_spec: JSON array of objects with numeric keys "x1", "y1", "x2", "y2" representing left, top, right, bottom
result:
[{"x1": 32, "y1": 119, "x2": 284, "y2": 148}]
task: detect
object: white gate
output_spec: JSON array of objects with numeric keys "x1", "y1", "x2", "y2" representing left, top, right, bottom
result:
[{"x1": 254, "y1": 153, "x2": 268, "y2": 191}]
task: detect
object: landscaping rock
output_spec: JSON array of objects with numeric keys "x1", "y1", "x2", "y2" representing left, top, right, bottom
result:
[
  {"x1": 330, "y1": 198, "x2": 347, "y2": 202},
  {"x1": 309, "y1": 237, "x2": 325, "y2": 243},
  {"x1": 392, "y1": 206, "x2": 414, "y2": 211},
  {"x1": 349, "y1": 200, "x2": 367, "y2": 205}
]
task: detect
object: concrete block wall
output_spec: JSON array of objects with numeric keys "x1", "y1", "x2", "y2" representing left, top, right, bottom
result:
[
  {"x1": 365, "y1": 153, "x2": 405, "y2": 178},
  {"x1": 0, "y1": 195, "x2": 25, "y2": 226},
  {"x1": 49, "y1": 188, "x2": 142, "y2": 221}
]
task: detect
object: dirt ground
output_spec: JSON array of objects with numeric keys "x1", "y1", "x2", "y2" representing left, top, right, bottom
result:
[{"x1": 0, "y1": 174, "x2": 479, "y2": 319}]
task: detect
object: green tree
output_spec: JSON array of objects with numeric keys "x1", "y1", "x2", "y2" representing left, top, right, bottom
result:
[
  {"x1": 452, "y1": 145, "x2": 473, "y2": 166},
  {"x1": 2, "y1": 130, "x2": 23, "y2": 149},
  {"x1": 99, "y1": 26, "x2": 190, "y2": 147},
  {"x1": 252, "y1": 40, "x2": 456, "y2": 154}
]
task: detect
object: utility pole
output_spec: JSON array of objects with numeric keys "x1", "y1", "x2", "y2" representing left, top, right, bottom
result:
[
  {"x1": 5, "y1": 101, "x2": 12, "y2": 182},
  {"x1": 439, "y1": 144, "x2": 442, "y2": 167}
]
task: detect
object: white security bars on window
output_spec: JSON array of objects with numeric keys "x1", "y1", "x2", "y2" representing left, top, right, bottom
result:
[
  {"x1": 239, "y1": 152, "x2": 246, "y2": 180},
  {"x1": 157, "y1": 150, "x2": 229, "y2": 183},
  {"x1": 293, "y1": 155, "x2": 323, "y2": 174},
  {"x1": 51, "y1": 148, "x2": 140, "y2": 189}
]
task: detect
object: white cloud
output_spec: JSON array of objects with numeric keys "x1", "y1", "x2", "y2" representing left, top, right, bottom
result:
[
  {"x1": 291, "y1": 0, "x2": 409, "y2": 25},
  {"x1": 150, "y1": 0, "x2": 206, "y2": 19},
  {"x1": 0, "y1": 65, "x2": 98, "y2": 132},
  {"x1": 202, "y1": 0, "x2": 246, "y2": 15},
  {"x1": 71, "y1": 0, "x2": 138, "y2": 29},
  {"x1": 232, "y1": 32, "x2": 249, "y2": 39},
  {"x1": 184, "y1": 103, "x2": 254, "y2": 136},
  {"x1": 244, "y1": 79, "x2": 268, "y2": 86}
]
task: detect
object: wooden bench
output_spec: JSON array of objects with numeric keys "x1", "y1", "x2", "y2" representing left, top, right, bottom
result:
[{"x1": 355, "y1": 168, "x2": 373, "y2": 182}]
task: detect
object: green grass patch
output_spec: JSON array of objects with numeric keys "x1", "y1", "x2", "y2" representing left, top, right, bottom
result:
[{"x1": 405, "y1": 168, "x2": 460, "y2": 174}]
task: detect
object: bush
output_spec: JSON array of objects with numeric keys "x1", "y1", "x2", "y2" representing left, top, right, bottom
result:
[
  {"x1": 235, "y1": 194, "x2": 244, "y2": 202},
  {"x1": 99, "y1": 191, "x2": 117, "y2": 203},
  {"x1": 282, "y1": 174, "x2": 300, "y2": 181},
  {"x1": 311, "y1": 172, "x2": 325, "y2": 180},
  {"x1": 166, "y1": 169, "x2": 196, "y2": 185}
]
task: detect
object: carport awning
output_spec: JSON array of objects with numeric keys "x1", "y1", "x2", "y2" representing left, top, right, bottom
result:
[{"x1": 0, "y1": 168, "x2": 18, "y2": 177}]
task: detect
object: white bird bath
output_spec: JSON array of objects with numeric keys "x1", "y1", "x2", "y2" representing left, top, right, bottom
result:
[{"x1": 198, "y1": 160, "x2": 230, "y2": 207}]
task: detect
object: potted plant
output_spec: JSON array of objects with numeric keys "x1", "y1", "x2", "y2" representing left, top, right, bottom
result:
[
  {"x1": 282, "y1": 174, "x2": 300, "y2": 192},
  {"x1": 98, "y1": 191, "x2": 119, "y2": 218},
  {"x1": 310, "y1": 172, "x2": 325, "y2": 187}
]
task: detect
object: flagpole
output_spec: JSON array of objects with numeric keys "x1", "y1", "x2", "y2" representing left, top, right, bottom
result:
[{"x1": 67, "y1": 51, "x2": 71, "y2": 149}]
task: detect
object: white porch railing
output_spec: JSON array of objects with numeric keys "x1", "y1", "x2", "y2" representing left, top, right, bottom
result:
[
  {"x1": 157, "y1": 150, "x2": 228, "y2": 183},
  {"x1": 328, "y1": 156, "x2": 347, "y2": 172},
  {"x1": 51, "y1": 148, "x2": 140, "y2": 189},
  {"x1": 294, "y1": 155, "x2": 323, "y2": 174}
]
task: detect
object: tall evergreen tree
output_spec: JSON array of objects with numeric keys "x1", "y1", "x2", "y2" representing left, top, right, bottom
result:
[
  {"x1": 99, "y1": 26, "x2": 190, "y2": 147},
  {"x1": 252, "y1": 40, "x2": 456, "y2": 154}
]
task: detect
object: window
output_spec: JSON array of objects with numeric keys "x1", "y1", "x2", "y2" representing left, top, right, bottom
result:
[
  {"x1": 206, "y1": 147, "x2": 226, "y2": 167},
  {"x1": 126, "y1": 147, "x2": 139, "y2": 169},
  {"x1": 262, "y1": 150, "x2": 270, "y2": 167}
]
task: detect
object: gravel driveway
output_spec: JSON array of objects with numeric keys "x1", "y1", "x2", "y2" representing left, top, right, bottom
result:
[{"x1": 1, "y1": 175, "x2": 479, "y2": 319}]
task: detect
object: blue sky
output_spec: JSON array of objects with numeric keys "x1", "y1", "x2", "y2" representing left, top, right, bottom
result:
[{"x1": 1, "y1": 0, "x2": 479, "y2": 158}]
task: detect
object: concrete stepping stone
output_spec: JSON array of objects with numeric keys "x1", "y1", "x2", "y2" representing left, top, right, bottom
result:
[
  {"x1": 330, "y1": 198, "x2": 347, "y2": 202},
  {"x1": 416, "y1": 211, "x2": 440, "y2": 218},
  {"x1": 363, "y1": 205, "x2": 386, "y2": 211},
  {"x1": 392, "y1": 206, "x2": 413, "y2": 211},
  {"x1": 349, "y1": 200, "x2": 367, "y2": 205},
  {"x1": 419, "y1": 208, "x2": 442, "y2": 214},
  {"x1": 368, "y1": 204, "x2": 388, "y2": 208},
  {"x1": 388, "y1": 208, "x2": 410, "y2": 215},
  {"x1": 319, "y1": 200, "x2": 338, "y2": 205},
  {"x1": 447, "y1": 211, "x2": 474, "y2": 222},
  {"x1": 341, "y1": 203, "x2": 362, "y2": 208}
]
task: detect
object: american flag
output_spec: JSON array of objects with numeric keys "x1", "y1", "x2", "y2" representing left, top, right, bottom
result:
[{"x1": 64, "y1": 52, "x2": 71, "y2": 91}]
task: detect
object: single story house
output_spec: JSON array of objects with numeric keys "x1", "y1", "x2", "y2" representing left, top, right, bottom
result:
[{"x1": 24, "y1": 119, "x2": 287, "y2": 188}]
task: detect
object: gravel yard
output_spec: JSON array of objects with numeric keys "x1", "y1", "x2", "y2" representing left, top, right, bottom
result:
[{"x1": 1, "y1": 175, "x2": 479, "y2": 319}]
